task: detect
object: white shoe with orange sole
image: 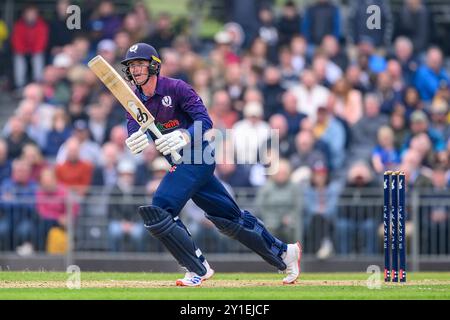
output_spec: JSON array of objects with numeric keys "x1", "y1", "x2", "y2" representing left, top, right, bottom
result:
[{"x1": 176, "y1": 261, "x2": 215, "y2": 287}]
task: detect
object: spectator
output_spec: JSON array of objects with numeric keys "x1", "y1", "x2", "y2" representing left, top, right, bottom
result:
[
  {"x1": 13, "y1": 99, "x2": 47, "y2": 149},
  {"x1": 43, "y1": 108, "x2": 72, "y2": 159},
  {"x1": 11, "y1": 5, "x2": 49, "y2": 89},
  {"x1": 391, "y1": 36, "x2": 419, "y2": 87},
  {"x1": 348, "y1": 0, "x2": 393, "y2": 48},
  {"x1": 0, "y1": 18, "x2": 8, "y2": 82},
  {"x1": 232, "y1": 101, "x2": 271, "y2": 164},
  {"x1": 96, "y1": 39, "x2": 117, "y2": 66},
  {"x1": 278, "y1": 46, "x2": 298, "y2": 89},
  {"x1": 144, "y1": 12, "x2": 174, "y2": 51},
  {"x1": 402, "y1": 86, "x2": 425, "y2": 121},
  {"x1": 0, "y1": 159, "x2": 38, "y2": 253},
  {"x1": 279, "y1": 91, "x2": 307, "y2": 137},
  {"x1": 4, "y1": 116, "x2": 36, "y2": 160},
  {"x1": 89, "y1": 0, "x2": 122, "y2": 43},
  {"x1": 312, "y1": 53, "x2": 342, "y2": 88},
  {"x1": 402, "y1": 110, "x2": 446, "y2": 157},
  {"x1": 289, "y1": 130, "x2": 328, "y2": 172},
  {"x1": 395, "y1": 0, "x2": 430, "y2": 54},
  {"x1": 372, "y1": 126, "x2": 401, "y2": 174},
  {"x1": 215, "y1": 161, "x2": 253, "y2": 189},
  {"x1": 345, "y1": 64, "x2": 371, "y2": 94},
  {"x1": 41, "y1": 65, "x2": 71, "y2": 106},
  {"x1": 109, "y1": 125, "x2": 139, "y2": 164},
  {"x1": 350, "y1": 94, "x2": 389, "y2": 161},
  {"x1": 227, "y1": 0, "x2": 260, "y2": 49},
  {"x1": 48, "y1": 0, "x2": 75, "y2": 56},
  {"x1": 390, "y1": 108, "x2": 410, "y2": 150},
  {"x1": 277, "y1": 1, "x2": 301, "y2": 47},
  {"x1": 91, "y1": 142, "x2": 119, "y2": 189},
  {"x1": 22, "y1": 83, "x2": 56, "y2": 132},
  {"x1": 303, "y1": 161, "x2": 341, "y2": 259},
  {"x1": 209, "y1": 90, "x2": 239, "y2": 131},
  {"x1": 336, "y1": 161, "x2": 378, "y2": 254},
  {"x1": 429, "y1": 99, "x2": 450, "y2": 141},
  {"x1": 255, "y1": 159, "x2": 300, "y2": 243},
  {"x1": 192, "y1": 67, "x2": 213, "y2": 109},
  {"x1": 257, "y1": 6, "x2": 279, "y2": 63},
  {"x1": 289, "y1": 69, "x2": 330, "y2": 123},
  {"x1": 289, "y1": 35, "x2": 308, "y2": 74},
  {"x1": 260, "y1": 65, "x2": 285, "y2": 120},
  {"x1": 145, "y1": 156, "x2": 171, "y2": 195},
  {"x1": 386, "y1": 59, "x2": 406, "y2": 93},
  {"x1": 313, "y1": 106, "x2": 346, "y2": 170},
  {"x1": 376, "y1": 71, "x2": 403, "y2": 115},
  {"x1": 159, "y1": 48, "x2": 189, "y2": 82},
  {"x1": 248, "y1": 37, "x2": 269, "y2": 70},
  {"x1": 36, "y1": 167, "x2": 79, "y2": 252},
  {"x1": 107, "y1": 160, "x2": 146, "y2": 252},
  {"x1": 415, "y1": 47, "x2": 449, "y2": 103},
  {"x1": 67, "y1": 81, "x2": 91, "y2": 124},
  {"x1": 55, "y1": 137, "x2": 93, "y2": 197},
  {"x1": 21, "y1": 143, "x2": 48, "y2": 183},
  {"x1": 121, "y1": 12, "x2": 145, "y2": 45},
  {"x1": 87, "y1": 103, "x2": 112, "y2": 145},
  {"x1": 400, "y1": 148, "x2": 433, "y2": 189},
  {"x1": 302, "y1": 0, "x2": 341, "y2": 47},
  {"x1": 321, "y1": 35, "x2": 348, "y2": 72},
  {"x1": 330, "y1": 78, "x2": 363, "y2": 126},
  {"x1": 56, "y1": 119, "x2": 101, "y2": 165},
  {"x1": 0, "y1": 139, "x2": 11, "y2": 184},
  {"x1": 268, "y1": 114, "x2": 295, "y2": 159}
]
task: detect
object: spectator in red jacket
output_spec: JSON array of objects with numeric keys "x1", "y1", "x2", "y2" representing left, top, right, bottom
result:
[{"x1": 11, "y1": 5, "x2": 49, "y2": 89}]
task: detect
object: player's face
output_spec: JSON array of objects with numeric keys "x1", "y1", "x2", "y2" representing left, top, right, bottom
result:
[{"x1": 129, "y1": 60, "x2": 150, "y2": 84}]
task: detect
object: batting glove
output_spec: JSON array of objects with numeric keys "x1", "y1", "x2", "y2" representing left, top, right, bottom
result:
[
  {"x1": 125, "y1": 129, "x2": 149, "y2": 154},
  {"x1": 155, "y1": 130, "x2": 190, "y2": 156}
]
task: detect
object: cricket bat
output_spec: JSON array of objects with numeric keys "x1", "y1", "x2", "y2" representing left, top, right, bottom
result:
[{"x1": 88, "y1": 55, "x2": 181, "y2": 162}]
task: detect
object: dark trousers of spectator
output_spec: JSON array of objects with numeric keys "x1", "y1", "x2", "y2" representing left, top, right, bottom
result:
[
  {"x1": 303, "y1": 214, "x2": 334, "y2": 253},
  {"x1": 0, "y1": 205, "x2": 37, "y2": 251},
  {"x1": 37, "y1": 218, "x2": 59, "y2": 252}
]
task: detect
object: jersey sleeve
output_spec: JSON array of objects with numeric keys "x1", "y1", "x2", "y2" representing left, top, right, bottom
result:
[
  {"x1": 176, "y1": 81, "x2": 213, "y2": 140},
  {"x1": 126, "y1": 112, "x2": 140, "y2": 137}
]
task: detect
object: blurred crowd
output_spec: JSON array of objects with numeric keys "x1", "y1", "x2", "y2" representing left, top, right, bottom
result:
[{"x1": 0, "y1": 0, "x2": 448, "y2": 257}]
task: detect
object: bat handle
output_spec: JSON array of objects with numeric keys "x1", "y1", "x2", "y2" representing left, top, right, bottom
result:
[{"x1": 145, "y1": 123, "x2": 182, "y2": 162}]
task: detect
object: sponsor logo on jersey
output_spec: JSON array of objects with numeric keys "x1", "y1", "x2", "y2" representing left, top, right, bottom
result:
[
  {"x1": 156, "y1": 119, "x2": 180, "y2": 132},
  {"x1": 162, "y1": 96, "x2": 172, "y2": 107}
]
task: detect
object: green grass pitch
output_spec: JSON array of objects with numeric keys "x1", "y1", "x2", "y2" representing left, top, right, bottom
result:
[{"x1": 0, "y1": 272, "x2": 449, "y2": 300}]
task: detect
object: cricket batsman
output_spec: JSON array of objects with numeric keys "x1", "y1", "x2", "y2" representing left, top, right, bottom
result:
[{"x1": 121, "y1": 43, "x2": 301, "y2": 286}]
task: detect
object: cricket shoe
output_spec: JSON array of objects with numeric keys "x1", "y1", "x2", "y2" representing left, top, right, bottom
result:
[
  {"x1": 176, "y1": 260, "x2": 215, "y2": 287},
  {"x1": 281, "y1": 242, "x2": 302, "y2": 285}
]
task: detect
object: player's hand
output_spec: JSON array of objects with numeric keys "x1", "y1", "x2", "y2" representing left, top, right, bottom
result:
[
  {"x1": 126, "y1": 129, "x2": 149, "y2": 154},
  {"x1": 155, "y1": 130, "x2": 190, "y2": 156}
]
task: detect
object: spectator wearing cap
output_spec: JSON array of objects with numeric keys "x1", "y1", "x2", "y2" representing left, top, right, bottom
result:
[
  {"x1": 255, "y1": 158, "x2": 301, "y2": 243},
  {"x1": 232, "y1": 101, "x2": 271, "y2": 164},
  {"x1": 11, "y1": 5, "x2": 49, "y2": 88},
  {"x1": 212, "y1": 30, "x2": 240, "y2": 67},
  {"x1": 55, "y1": 137, "x2": 93, "y2": 197},
  {"x1": 56, "y1": 119, "x2": 101, "y2": 165},
  {"x1": 107, "y1": 160, "x2": 146, "y2": 252},
  {"x1": 402, "y1": 110, "x2": 446, "y2": 156},
  {"x1": 303, "y1": 161, "x2": 341, "y2": 259},
  {"x1": 302, "y1": 0, "x2": 341, "y2": 48},
  {"x1": 289, "y1": 69, "x2": 330, "y2": 123},
  {"x1": 415, "y1": 47, "x2": 449, "y2": 102},
  {"x1": 348, "y1": 0, "x2": 393, "y2": 49}
]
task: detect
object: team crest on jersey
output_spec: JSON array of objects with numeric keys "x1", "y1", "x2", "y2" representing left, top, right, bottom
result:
[{"x1": 162, "y1": 96, "x2": 172, "y2": 107}]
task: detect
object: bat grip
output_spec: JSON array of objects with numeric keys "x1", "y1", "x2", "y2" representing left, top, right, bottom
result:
[{"x1": 145, "y1": 122, "x2": 182, "y2": 162}]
